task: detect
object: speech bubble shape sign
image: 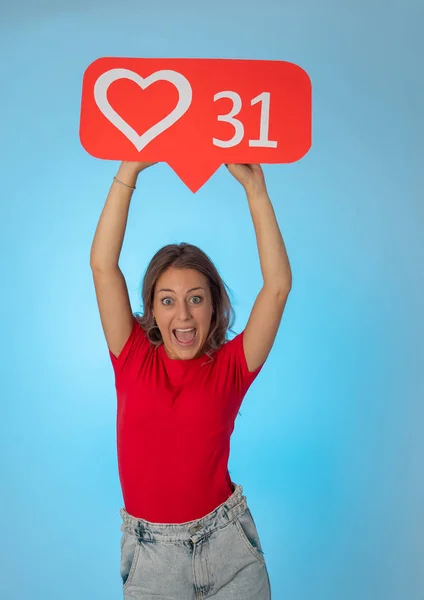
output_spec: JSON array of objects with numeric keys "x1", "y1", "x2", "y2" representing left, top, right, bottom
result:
[{"x1": 80, "y1": 58, "x2": 312, "y2": 192}]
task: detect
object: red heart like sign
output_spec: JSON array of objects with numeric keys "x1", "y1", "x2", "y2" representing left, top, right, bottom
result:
[{"x1": 80, "y1": 57, "x2": 312, "y2": 192}]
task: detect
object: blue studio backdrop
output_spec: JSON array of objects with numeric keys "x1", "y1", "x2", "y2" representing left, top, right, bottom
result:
[{"x1": 1, "y1": 1, "x2": 423, "y2": 599}]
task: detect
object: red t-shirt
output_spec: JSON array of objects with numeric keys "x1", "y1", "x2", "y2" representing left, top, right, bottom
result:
[{"x1": 109, "y1": 316, "x2": 263, "y2": 523}]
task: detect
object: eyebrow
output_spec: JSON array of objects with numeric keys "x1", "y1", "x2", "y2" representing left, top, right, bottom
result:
[{"x1": 156, "y1": 287, "x2": 205, "y2": 294}]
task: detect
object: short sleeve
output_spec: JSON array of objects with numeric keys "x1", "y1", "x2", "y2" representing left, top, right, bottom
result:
[
  {"x1": 221, "y1": 330, "x2": 265, "y2": 396},
  {"x1": 109, "y1": 317, "x2": 150, "y2": 384}
]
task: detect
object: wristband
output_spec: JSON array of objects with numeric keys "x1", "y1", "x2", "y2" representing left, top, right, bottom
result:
[{"x1": 113, "y1": 176, "x2": 136, "y2": 191}]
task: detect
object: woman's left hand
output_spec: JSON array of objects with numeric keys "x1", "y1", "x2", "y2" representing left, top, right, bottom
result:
[{"x1": 225, "y1": 163, "x2": 267, "y2": 195}]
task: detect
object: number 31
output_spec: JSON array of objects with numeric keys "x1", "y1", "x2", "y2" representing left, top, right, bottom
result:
[{"x1": 213, "y1": 91, "x2": 278, "y2": 148}]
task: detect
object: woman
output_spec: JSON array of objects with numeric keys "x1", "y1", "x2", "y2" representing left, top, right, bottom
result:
[{"x1": 90, "y1": 161, "x2": 292, "y2": 599}]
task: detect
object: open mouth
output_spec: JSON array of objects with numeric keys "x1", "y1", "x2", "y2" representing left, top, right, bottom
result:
[{"x1": 172, "y1": 328, "x2": 197, "y2": 347}]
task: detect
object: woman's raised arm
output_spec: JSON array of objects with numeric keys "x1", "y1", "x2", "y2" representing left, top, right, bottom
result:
[{"x1": 90, "y1": 161, "x2": 155, "y2": 357}]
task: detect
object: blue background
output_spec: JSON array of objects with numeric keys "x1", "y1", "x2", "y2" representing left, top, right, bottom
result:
[{"x1": 1, "y1": 1, "x2": 423, "y2": 599}]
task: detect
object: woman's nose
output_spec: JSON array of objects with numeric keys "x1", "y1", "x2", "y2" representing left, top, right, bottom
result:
[{"x1": 176, "y1": 302, "x2": 192, "y2": 320}]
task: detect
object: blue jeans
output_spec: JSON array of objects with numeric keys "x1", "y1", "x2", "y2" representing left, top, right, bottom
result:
[{"x1": 120, "y1": 483, "x2": 271, "y2": 599}]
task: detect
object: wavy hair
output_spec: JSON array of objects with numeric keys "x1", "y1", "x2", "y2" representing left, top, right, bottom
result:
[{"x1": 134, "y1": 243, "x2": 236, "y2": 359}]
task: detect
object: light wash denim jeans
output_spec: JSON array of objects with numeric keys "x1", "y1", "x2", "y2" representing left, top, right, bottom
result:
[{"x1": 120, "y1": 483, "x2": 271, "y2": 599}]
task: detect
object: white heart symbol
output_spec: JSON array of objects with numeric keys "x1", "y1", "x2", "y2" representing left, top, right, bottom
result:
[{"x1": 93, "y1": 68, "x2": 192, "y2": 151}]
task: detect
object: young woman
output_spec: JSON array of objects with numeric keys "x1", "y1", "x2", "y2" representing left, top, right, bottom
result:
[{"x1": 90, "y1": 161, "x2": 292, "y2": 599}]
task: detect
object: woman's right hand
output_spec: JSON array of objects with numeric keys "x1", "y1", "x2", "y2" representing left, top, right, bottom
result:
[{"x1": 120, "y1": 161, "x2": 157, "y2": 174}]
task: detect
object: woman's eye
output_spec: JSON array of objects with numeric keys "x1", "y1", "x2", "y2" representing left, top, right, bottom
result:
[{"x1": 161, "y1": 296, "x2": 203, "y2": 306}]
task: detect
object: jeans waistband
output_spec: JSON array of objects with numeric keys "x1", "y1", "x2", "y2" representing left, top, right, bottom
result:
[{"x1": 120, "y1": 483, "x2": 247, "y2": 543}]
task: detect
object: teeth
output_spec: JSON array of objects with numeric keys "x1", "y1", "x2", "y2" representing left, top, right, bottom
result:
[{"x1": 175, "y1": 328, "x2": 195, "y2": 332}]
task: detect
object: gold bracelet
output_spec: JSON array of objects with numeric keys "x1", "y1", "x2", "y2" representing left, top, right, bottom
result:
[{"x1": 113, "y1": 176, "x2": 136, "y2": 191}]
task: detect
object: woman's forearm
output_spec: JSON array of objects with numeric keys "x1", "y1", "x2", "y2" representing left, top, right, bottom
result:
[
  {"x1": 89, "y1": 162, "x2": 141, "y2": 271},
  {"x1": 246, "y1": 188, "x2": 292, "y2": 292}
]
